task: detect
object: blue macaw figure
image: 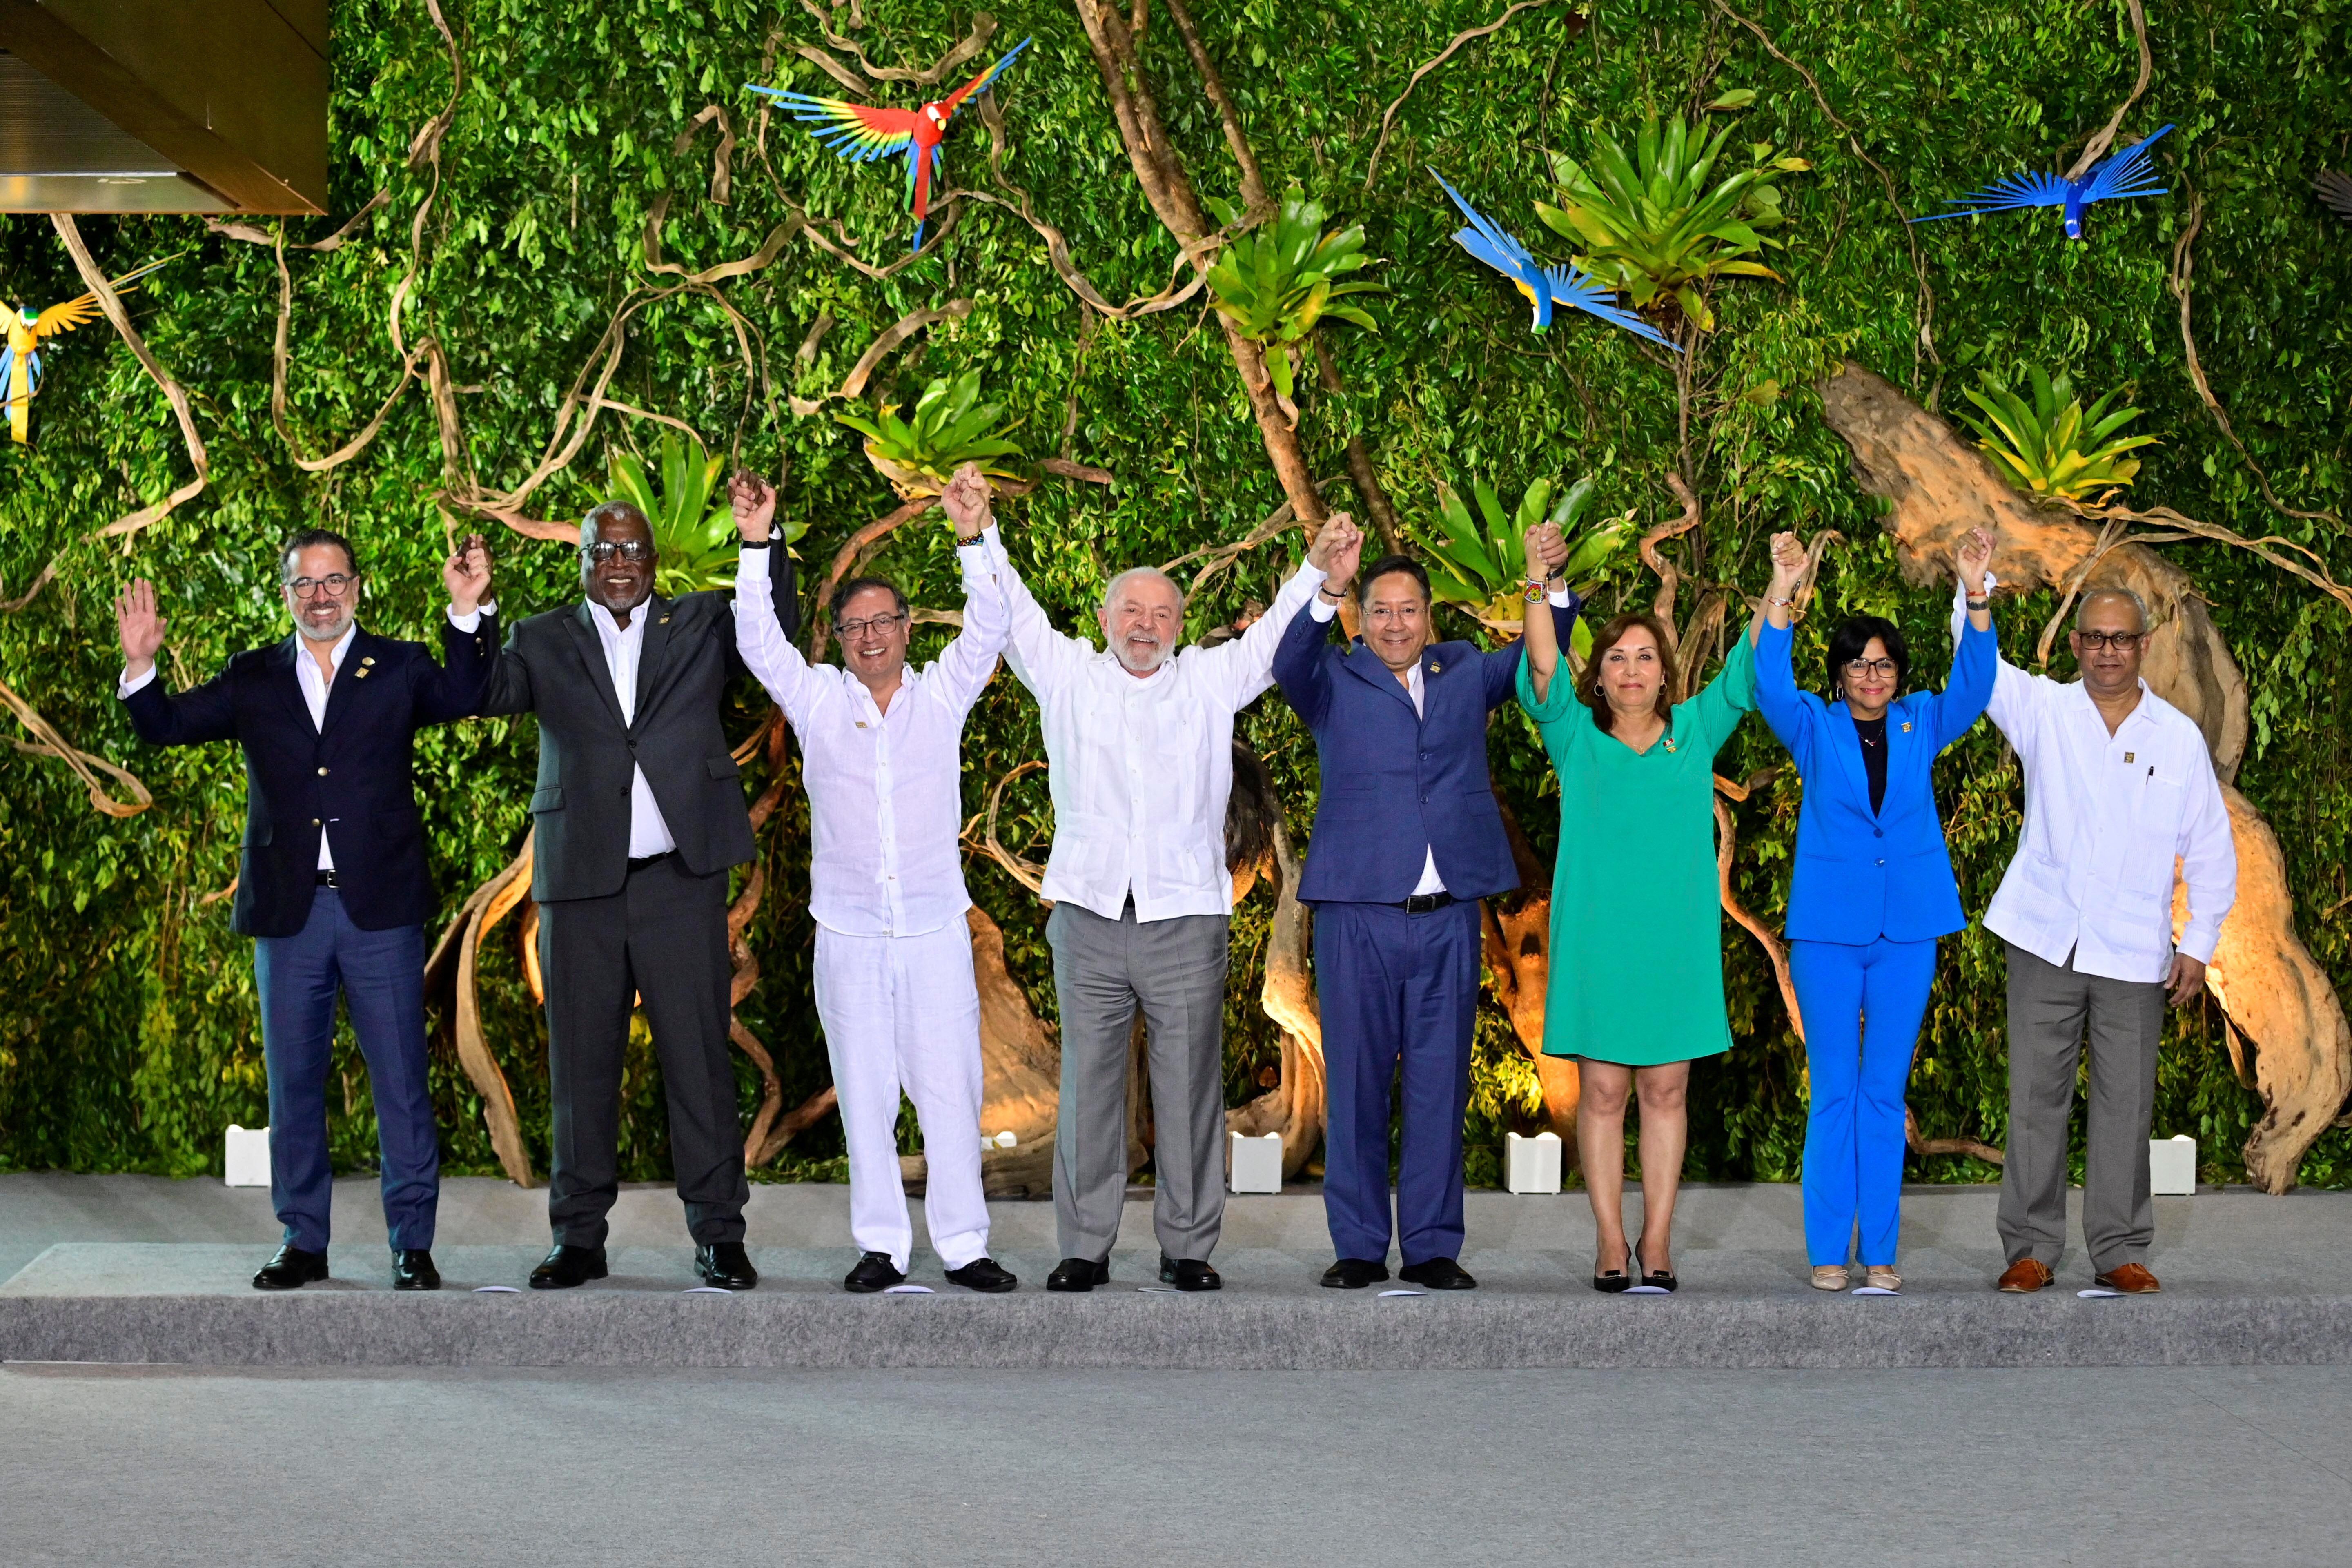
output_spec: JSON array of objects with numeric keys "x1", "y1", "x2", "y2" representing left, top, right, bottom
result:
[
  {"x1": 1913, "y1": 124, "x2": 2174, "y2": 240},
  {"x1": 1429, "y1": 169, "x2": 1679, "y2": 351}
]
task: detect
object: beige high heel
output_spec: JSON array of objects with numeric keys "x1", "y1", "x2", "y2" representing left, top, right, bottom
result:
[
  {"x1": 1864, "y1": 1265, "x2": 1902, "y2": 1292},
  {"x1": 1810, "y1": 1264, "x2": 1849, "y2": 1292}
]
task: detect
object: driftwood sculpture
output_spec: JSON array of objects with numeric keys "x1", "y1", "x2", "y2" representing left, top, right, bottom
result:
[{"x1": 1817, "y1": 361, "x2": 2352, "y2": 1192}]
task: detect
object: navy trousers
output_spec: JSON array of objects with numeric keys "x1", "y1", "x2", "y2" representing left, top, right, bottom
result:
[
  {"x1": 1788, "y1": 935, "x2": 1937, "y2": 1267},
  {"x1": 253, "y1": 887, "x2": 439, "y2": 1254},
  {"x1": 1314, "y1": 898, "x2": 1482, "y2": 1265}
]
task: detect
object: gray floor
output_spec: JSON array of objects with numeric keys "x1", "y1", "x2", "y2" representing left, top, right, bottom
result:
[{"x1": 2, "y1": 1361, "x2": 2346, "y2": 1566}]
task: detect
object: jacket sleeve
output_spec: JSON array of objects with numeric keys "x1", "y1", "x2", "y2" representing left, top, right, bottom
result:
[
  {"x1": 412, "y1": 611, "x2": 500, "y2": 725},
  {"x1": 1929, "y1": 615, "x2": 1997, "y2": 750},
  {"x1": 120, "y1": 664, "x2": 238, "y2": 747},
  {"x1": 1753, "y1": 620, "x2": 1815, "y2": 770},
  {"x1": 1272, "y1": 599, "x2": 1336, "y2": 730},
  {"x1": 477, "y1": 619, "x2": 537, "y2": 717}
]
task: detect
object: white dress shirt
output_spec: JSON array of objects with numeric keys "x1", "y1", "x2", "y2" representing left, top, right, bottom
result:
[
  {"x1": 1981, "y1": 657, "x2": 2236, "y2": 983},
  {"x1": 733, "y1": 533, "x2": 1007, "y2": 937},
  {"x1": 999, "y1": 537, "x2": 1326, "y2": 922},
  {"x1": 1305, "y1": 584, "x2": 1575, "y2": 897},
  {"x1": 586, "y1": 600, "x2": 679, "y2": 859}
]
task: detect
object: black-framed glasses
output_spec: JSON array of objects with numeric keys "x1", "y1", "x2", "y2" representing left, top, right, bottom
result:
[
  {"x1": 582, "y1": 540, "x2": 654, "y2": 566},
  {"x1": 285, "y1": 573, "x2": 359, "y2": 598},
  {"x1": 1842, "y1": 657, "x2": 1898, "y2": 679},
  {"x1": 2075, "y1": 630, "x2": 2144, "y2": 652},
  {"x1": 836, "y1": 611, "x2": 907, "y2": 639}
]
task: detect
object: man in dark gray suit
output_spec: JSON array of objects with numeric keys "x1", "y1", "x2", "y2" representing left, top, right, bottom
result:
[{"x1": 480, "y1": 496, "x2": 794, "y2": 1290}]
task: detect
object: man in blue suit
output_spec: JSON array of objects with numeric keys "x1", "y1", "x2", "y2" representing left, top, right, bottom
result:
[
  {"x1": 1274, "y1": 526, "x2": 1579, "y2": 1289},
  {"x1": 113, "y1": 530, "x2": 497, "y2": 1292}
]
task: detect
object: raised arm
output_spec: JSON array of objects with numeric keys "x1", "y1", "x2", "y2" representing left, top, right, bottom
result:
[
  {"x1": 112, "y1": 579, "x2": 238, "y2": 745},
  {"x1": 1272, "y1": 527, "x2": 1359, "y2": 731},
  {"x1": 1928, "y1": 528, "x2": 1998, "y2": 748},
  {"x1": 1752, "y1": 530, "x2": 1817, "y2": 760},
  {"x1": 927, "y1": 463, "x2": 1011, "y2": 715},
  {"x1": 724, "y1": 469, "x2": 827, "y2": 724},
  {"x1": 1197, "y1": 513, "x2": 1354, "y2": 712},
  {"x1": 413, "y1": 533, "x2": 500, "y2": 724},
  {"x1": 1519, "y1": 521, "x2": 1563, "y2": 706}
]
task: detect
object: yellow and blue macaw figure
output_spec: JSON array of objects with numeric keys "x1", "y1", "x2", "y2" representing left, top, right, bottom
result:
[
  {"x1": 747, "y1": 36, "x2": 1031, "y2": 252},
  {"x1": 1430, "y1": 168, "x2": 1679, "y2": 352},
  {"x1": 3, "y1": 255, "x2": 176, "y2": 445},
  {"x1": 1913, "y1": 124, "x2": 2174, "y2": 240}
]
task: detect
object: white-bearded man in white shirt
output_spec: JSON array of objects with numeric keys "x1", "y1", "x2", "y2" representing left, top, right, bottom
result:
[
  {"x1": 727, "y1": 464, "x2": 1020, "y2": 1294},
  {"x1": 992, "y1": 489, "x2": 1364, "y2": 1292},
  {"x1": 1979, "y1": 583, "x2": 2236, "y2": 1296}
]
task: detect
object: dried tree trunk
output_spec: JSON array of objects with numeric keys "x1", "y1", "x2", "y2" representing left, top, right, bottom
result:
[
  {"x1": 1225, "y1": 809, "x2": 1328, "y2": 1174},
  {"x1": 1817, "y1": 361, "x2": 2352, "y2": 1191}
]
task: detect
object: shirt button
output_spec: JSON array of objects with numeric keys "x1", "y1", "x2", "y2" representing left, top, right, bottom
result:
[
  {"x1": 1873, "y1": 828, "x2": 1884, "y2": 838},
  {"x1": 316, "y1": 766, "x2": 329, "y2": 776},
  {"x1": 1876, "y1": 859, "x2": 1886, "y2": 867},
  {"x1": 311, "y1": 818, "x2": 321, "y2": 827}
]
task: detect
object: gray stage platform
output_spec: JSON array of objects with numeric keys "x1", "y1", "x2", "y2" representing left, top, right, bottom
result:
[{"x1": 2, "y1": 1175, "x2": 2346, "y2": 1370}]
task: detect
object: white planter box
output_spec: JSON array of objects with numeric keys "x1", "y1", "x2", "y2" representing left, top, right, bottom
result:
[
  {"x1": 224, "y1": 1124, "x2": 271, "y2": 1188},
  {"x1": 2149, "y1": 1134, "x2": 2197, "y2": 1196},
  {"x1": 1505, "y1": 1130, "x2": 1563, "y2": 1195},
  {"x1": 1227, "y1": 1131, "x2": 1283, "y2": 1194}
]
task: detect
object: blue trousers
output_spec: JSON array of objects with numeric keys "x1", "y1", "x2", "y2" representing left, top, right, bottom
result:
[
  {"x1": 1315, "y1": 898, "x2": 1481, "y2": 1266},
  {"x1": 253, "y1": 887, "x2": 439, "y2": 1254},
  {"x1": 1788, "y1": 936, "x2": 1937, "y2": 1266}
]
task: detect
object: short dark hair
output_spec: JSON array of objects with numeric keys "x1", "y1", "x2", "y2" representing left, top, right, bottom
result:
[
  {"x1": 281, "y1": 528, "x2": 359, "y2": 580},
  {"x1": 1355, "y1": 554, "x2": 1430, "y2": 604},
  {"x1": 830, "y1": 575, "x2": 908, "y2": 626},
  {"x1": 1577, "y1": 612, "x2": 1678, "y2": 733},
  {"x1": 1825, "y1": 615, "x2": 1910, "y2": 698}
]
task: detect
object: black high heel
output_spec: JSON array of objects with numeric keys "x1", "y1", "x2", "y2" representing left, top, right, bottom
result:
[
  {"x1": 1591, "y1": 1238, "x2": 1633, "y2": 1294},
  {"x1": 1634, "y1": 1239, "x2": 1678, "y2": 1293}
]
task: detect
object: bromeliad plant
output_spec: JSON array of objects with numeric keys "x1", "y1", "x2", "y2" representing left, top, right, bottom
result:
[
  {"x1": 1956, "y1": 367, "x2": 2158, "y2": 503},
  {"x1": 1203, "y1": 184, "x2": 1383, "y2": 414},
  {"x1": 1537, "y1": 108, "x2": 1808, "y2": 332},
  {"x1": 1406, "y1": 474, "x2": 1637, "y2": 655},
  {"x1": 838, "y1": 370, "x2": 1025, "y2": 499},
  {"x1": 606, "y1": 429, "x2": 806, "y2": 597}
]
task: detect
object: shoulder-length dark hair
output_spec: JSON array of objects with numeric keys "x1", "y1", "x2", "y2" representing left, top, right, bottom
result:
[
  {"x1": 1577, "y1": 611, "x2": 1678, "y2": 733},
  {"x1": 1824, "y1": 615, "x2": 1909, "y2": 700}
]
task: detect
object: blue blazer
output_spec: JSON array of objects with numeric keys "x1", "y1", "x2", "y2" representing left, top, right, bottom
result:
[
  {"x1": 1754, "y1": 617, "x2": 1995, "y2": 944},
  {"x1": 1275, "y1": 599, "x2": 1578, "y2": 904},
  {"x1": 122, "y1": 619, "x2": 499, "y2": 938}
]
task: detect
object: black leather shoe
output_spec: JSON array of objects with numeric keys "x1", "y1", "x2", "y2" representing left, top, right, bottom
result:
[
  {"x1": 696, "y1": 1242, "x2": 759, "y2": 1291},
  {"x1": 1396, "y1": 1257, "x2": 1477, "y2": 1290},
  {"x1": 391, "y1": 1249, "x2": 441, "y2": 1291},
  {"x1": 252, "y1": 1245, "x2": 329, "y2": 1291},
  {"x1": 844, "y1": 1252, "x2": 905, "y2": 1293},
  {"x1": 945, "y1": 1256, "x2": 1019, "y2": 1293},
  {"x1": 1321, "y1": 1257, "x2": 1390, "y2": 1289},
  {"x1": 1046, "y1": 1256, "x2": 1110, "y2": 1292},
  {"x1": 1160, "y1": 1253, "x2": 1222, "y2": 1292},
  {"x1": 528, "y1": 1243, "x2": 608, "y2": 1290}
]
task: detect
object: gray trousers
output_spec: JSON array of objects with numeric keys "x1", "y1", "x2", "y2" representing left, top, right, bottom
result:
[
  {"x1": 1997, "y1": 942, "x2": 2167, "y2": 1274},
  {"x1": 1046, "y1": 899, "x2": 1230, "y2": 1264}
]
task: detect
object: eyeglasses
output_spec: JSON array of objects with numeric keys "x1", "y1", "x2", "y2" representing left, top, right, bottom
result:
[
  {"x1": 836, "y1": 611, "x2": 907, "y2": 639},
  {"x1": 582, "y1": 540, "x2": 654, "y2": 566},
  {"x1": 1842, "y1": 657, "x2": 1899, "y2": 679},
  {"x1": 2074, "y1": 630, "x2": 2144, "y2": 652},
  {"x1": 1364, "y1": 602, "x2": 1425, "y2": 624},
  {"x1": 285, "y1": 574, "x2": 359, "y2": 599}
]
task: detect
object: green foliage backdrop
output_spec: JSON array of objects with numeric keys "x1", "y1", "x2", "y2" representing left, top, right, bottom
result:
[{"x1": 3, "y1": 0, "x2": 2348, "y2": 1189}]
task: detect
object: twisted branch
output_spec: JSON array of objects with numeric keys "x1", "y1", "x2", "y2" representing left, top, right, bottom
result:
[
  {"x1": 2062, "y1": 0, "x2": 2153, "y2": 182},
  {"x1": 1365, "y1": 1, "x2": 1568, "y2": 190},
  {"x1": 2, "y1": 677, "x2": 152, "y2": 817}
]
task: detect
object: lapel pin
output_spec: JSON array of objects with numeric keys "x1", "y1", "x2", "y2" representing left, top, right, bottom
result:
[
  {"x1": 1900, "y1": 720, "x2": 1912, "y2": 733},
  {"x1": 1429, "y1": 660, "x2": 1443, "y2": 676},
  {"x1": 360, "y1": 656, "x2": 376, "y2": 667},
  {"x1": 1664, "y1": 737, "x2": 1678, "y2": 753},
  {"x1": 2124, "y1": 751, "x2": 2135, "y2": 763},
  {"x1": 659, "y1": 614, "x2": 672, "y2": 625},
  {"x1": 354, "y1": 668, "x2": 370, "y2": 679}
]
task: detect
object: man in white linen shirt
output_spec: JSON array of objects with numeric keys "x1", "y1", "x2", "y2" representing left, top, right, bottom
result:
[
  {"x1": 1980, "y1": 585, "x2": 2236, "y2": 1296},
  {"x1": 726, "y1": 464, "x2": 1018, "y2": 1295},
  {"x1": 996, "y1": 493, "x2": 1364, "y2": 1293}
]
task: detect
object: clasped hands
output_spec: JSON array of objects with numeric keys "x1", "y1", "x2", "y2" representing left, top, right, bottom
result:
[{"x1": 1762, "y1": 526, "x2": 1996, "y2": 604}]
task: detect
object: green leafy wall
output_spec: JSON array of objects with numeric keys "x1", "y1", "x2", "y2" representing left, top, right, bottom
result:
[{"x1": 2, "y1": 0, "x2": 2347, "y2": 1187}]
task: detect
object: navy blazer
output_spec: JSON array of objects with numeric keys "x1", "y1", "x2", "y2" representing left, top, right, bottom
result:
[
  {"x1": 1754, "y1": 617, "x2": 1995, "y2": 944},
  {"x1": 121, "y1": 617, "x2": 499, "y2": 938},
  {"x1": 1275, "y1": 599, "x2": 1578, "y2": 904}
]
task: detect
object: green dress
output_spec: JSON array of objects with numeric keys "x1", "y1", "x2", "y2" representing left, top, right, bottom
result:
[{"x1": 1515, "y1": 631, "x2": 1757, "y2": 1066}]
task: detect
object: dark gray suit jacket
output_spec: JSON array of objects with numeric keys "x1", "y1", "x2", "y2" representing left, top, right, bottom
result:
[{"x1": 480, "y1": 575, "x2": 796, "y2": 902}]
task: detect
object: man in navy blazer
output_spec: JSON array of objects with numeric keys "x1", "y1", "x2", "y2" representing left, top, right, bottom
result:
[
  {"x1": 114, "y1": 528, "x2": 497, "y2": 1292},
  {"x1": 1274, "y1": 533, "x2": 1579, "y2": 1290}
]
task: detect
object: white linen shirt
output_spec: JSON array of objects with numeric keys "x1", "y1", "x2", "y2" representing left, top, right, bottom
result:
[
  {"x1": 1981, "y1": 657, "x2": 2236, "y2": 983},
  {"x1": 1000, "y1": 537, "x2": 1326, "y2": 923},
  {"x1": 733, "y1": 533, "x2": 1007, "y2": 938},
  {"x1": 586, "y1": 599, "x2": 679, "y2": 859}
]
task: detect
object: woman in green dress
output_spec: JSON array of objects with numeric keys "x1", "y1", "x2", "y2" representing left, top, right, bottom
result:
[{"x1": 1516, "y1": 525, "x2": 1802, "y2": 1292}]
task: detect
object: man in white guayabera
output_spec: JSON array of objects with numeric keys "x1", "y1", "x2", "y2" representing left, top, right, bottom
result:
[
  {"x1": 727, "y1": 462, "x2": 1018, "y2": 1295},
  {"x1": 997, "y1": 499, "x2": 1365, "y2": 1294}
]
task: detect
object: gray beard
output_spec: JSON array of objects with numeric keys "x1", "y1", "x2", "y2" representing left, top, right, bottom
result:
[{"x1": 296, "y1": 614, "x2": 354, "y2": 643}]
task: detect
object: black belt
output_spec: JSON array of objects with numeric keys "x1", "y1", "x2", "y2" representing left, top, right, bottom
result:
[
  {"x1": 628, "y1": 851, "x2": 674, "y2": 873},
  {"x1": 315, "y1": 869, "x2": 338, "y2": 888},
  {"x1": 1397, "y1": 891, "x2": 1454, "y2": 913}
]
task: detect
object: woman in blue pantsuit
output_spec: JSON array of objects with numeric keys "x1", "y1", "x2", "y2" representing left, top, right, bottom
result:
[{"x1": 1755, "y1": 527, "x2": 1996, "y2": 1292}]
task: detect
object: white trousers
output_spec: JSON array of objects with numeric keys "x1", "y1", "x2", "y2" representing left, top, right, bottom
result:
[{"x1": 813, "y1": 921, "x2": 990, "y2": 1271}]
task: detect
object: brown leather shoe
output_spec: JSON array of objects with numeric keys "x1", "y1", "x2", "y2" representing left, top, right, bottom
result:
[
  {"x1": 2094, "y1": 1262, "x2": 2161, "y2": 1294},
  {"x1": 1996, "y1": 1257, "x2": 2055, "y2": 1293}
]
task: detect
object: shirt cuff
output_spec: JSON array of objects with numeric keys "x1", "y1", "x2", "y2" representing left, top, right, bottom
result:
[
  {"x1": 736, "y1": 544, "x2": 772, "y2": 583},
  {"x1": 447, "y1": 601, "x2": 493, "y2": 633},
  {"x1": 1547, "y1": 587, "x2": 1574, "y2": 608},
  {"x1": 2178, "y1": 922, "x2": 2222, "y2": 967},
  {"x1": 956, "y1": 523, "x2": 997, "y2": 573},
  {"x1": 117, "y1": 665, "x2": 158, "y2": 700},
  {"x1": 1309, "y1": 596, "x2": 1339, "y2": 624}
]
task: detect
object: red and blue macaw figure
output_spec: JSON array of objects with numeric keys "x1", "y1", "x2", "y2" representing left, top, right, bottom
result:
[
  {"x1": 747, "y1": 36, "x2": 1031, "y2": 252},
  {"x1": 1913, "y1": 123, "x2": 2174, "y2": 240}
]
